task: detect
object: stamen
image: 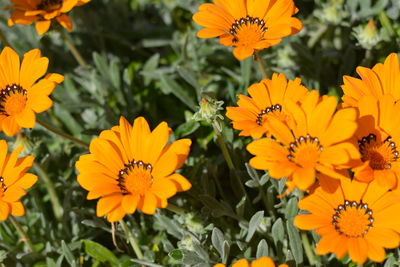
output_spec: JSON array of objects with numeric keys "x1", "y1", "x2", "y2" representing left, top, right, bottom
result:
[
  {"x1": 332, "y1": 200, "x2": 373, "y2": 238},
  {"x1": 256, "y1": 104, "x2": 282, "y2": 125},
  {"x1": 0, "y1": 177, "x2": 7, "y2": 192},
  {"x1": 0, "y1": 84, "x2": 28, "y2": 116},
  {"x1": 117, "y1": 159, "x2": 153, "y2": 194},
  {"x1": 229, "y1": 16, "x2": 268, "y2": 43},
  {"x1": 359, "y1": 134, "x2": 398, "y2": 170},
  {"x1": 287, "y1": 134, "x2": 324, "y2": 163}
]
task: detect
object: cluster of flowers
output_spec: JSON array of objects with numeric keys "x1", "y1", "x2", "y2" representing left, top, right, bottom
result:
[
  {"x1": 0, "y1": 0, "x2": 192, "y2": 239},
  {"x1": 2, "y1": 0, "x2": 400, "y2": 266},
  {"x1": 194, "y1": 0, "x2": 400, "y2": 265}
]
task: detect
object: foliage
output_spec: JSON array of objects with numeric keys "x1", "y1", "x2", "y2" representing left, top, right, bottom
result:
[{"x1": 0, "y1": 0, "x2": 399, "y2": 266}]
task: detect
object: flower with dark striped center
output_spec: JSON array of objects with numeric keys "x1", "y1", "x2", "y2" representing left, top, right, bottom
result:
[
  {"x1": 295, "y1": 178, "x2": 400, "y2": 264},
  {"x1": 193, "y1": 0, "x2": 302, "y2": 60},
  {"x1": 76, "y1": 116, "x2": 192, "y2": 222},
  {"x1": 352, "y1": 95, "x2": 400, "y2": 189},
  {"x1": 227, "y1": 73, "x2": 308, "y2": 139},
  {"x1": 0, "y1": 47, "x2": 63, "y2": 136}
]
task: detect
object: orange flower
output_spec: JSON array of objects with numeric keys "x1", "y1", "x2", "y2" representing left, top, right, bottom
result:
[
  {"x1": 214, "y1": 257, "x2": 288, "y2": 267},
  {"x1": 351, "y1": 94, "x2": 400, "y2": 189},
  {"x1": 226, "y1": 73, "x2": 309, "y2": 139},
  {"x1": 76, "y1": 116, "x2": 192, "y2": 222},
  {"x1": 342, "y1": 53, "x2": 400, "y2": 107},
  {"x1": 0, "y1": 47, "x2": 64, "y2": 136},
  {"x1": 295, "y1": 178, "x2": 400, "y2": 263},
  {"x1": 0, "y1": 140, "x2": 37, "y2": 221},
  {"x1": 6, "y1": 0, "x2": 92, "y2": 35},
  {"x1": 193, "y1": 0, "x2": 302, "y2": 60},
  {"x1": 247, "y1": 91, "x2": 359, "y2": 192}
]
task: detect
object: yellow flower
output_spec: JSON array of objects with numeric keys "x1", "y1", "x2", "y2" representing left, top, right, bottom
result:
[
  {"x1": 0, "y1": 47, "x2": 64, "y2": 136},
  {"x1": 7, "y1": 0, "x2": 92, "y2": 35},
  {"x1": 76, "y1": 117, "x2": 192, "y2": 222},
  {"x1": 214, "y1": 256, "x2": 288, "y2": 267},
  {"x1": 295, "y1": 178, "x2": 400, "y2": 263},
  {"x1": 0, "y1": 140, "x2": 37, "y2": 221},
  {"x1": 226, "y1": 73, "x2": 309, "y2": 139},
  {"x1": 193, "y1": 0, "x2": 302, "y2": 60},
  {"x1": 351, "y1": 94, "x2": 400, "y2": 189},
  {"x1": 247, "y1": 91, "x2": 359, "y2": 193},
  {"x1": 342, "y1": 53, "x2": 400, "y2": 107}
]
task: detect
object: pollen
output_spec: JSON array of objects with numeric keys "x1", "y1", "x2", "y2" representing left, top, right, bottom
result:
[
  {"x1": 229, "y1": 16, "x2": 267, "y2": 45},
  {"x1": 117, "y1": 160, "x2": 153, "y2": 195},
  {"x1": 359, "y1": 134, "x2": 398, "y2": 170},
  {"x1": 0, "y1": 84, "x2": 28, "y2": 116},
  {"x1": 287, "y1": 135, "x2": 323, "y2": 167},
  {"x1": 332, "y1": 200, "x2": 373, "y2": 238}
]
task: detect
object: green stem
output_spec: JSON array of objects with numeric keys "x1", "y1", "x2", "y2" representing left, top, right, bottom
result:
[
  {"x1": 37, "y1": 119, "x2": 89, "y2": 148},
  {"x1": 166, "y1": 203, "x2": 185, "y2": 215},
  {"x1": 9, "y1": 216, "x2": 35, "y2": 253},
  {"x1": 301, "y1": 232, "x2": 317, "y2": 266},
  {"x1": 0, "y1": 29, "x2": 11, "y2": 47},
  {"x1": 212, "y1": 122, "x2": 250, "y2": 205},
  {"x1": 60, "y1": 30, "x2": 88, "y2": 68},
  {"x1": 119, "y1": 220, "x2": 144, "y2": 260},
  {"x1": 254, "y1": 50, "x2": 269, "y2": 79},
  {"x1": 33, "y1": 162, "x2": 63, "y2": 220}
]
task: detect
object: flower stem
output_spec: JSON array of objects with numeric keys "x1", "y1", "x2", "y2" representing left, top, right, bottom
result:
[
  {"x1": 254, "y1": 50, "x2": 269, "y2": 79},
  {"x1": 37, "y1": 119, "x2": 89, "y2": 148},
  {"x1": 119, "y1": 220, "x2": 144, "y2": 260},
  {"x1": 0, "y1": 29, "x2": 11, "y2": 47},
  {"x1": 212, "y1": 122, "x2": 250, "y2": 205},
  {"x1": 60, "y1": 30, "x2": 88, "y2": 68},
  {"x1": 166, "y1": 203, "x2": 185, "y2": 215},
  {"x1": 9, "y1": 216, "x2": 35, "y2": 253},
  {"x1": 301, "y1": 231, "x2": 317, "y2": 266},
  {"x1": 33, "y1": 162, "x2": 63, "y2": 220}
]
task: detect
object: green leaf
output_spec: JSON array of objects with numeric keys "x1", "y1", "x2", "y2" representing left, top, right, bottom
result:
[
  {"x1": 159, "y1": 74, "x2": 197, "y2": 111},
  {"x1": 211, "y1": 228, "x2": 224, "y2": 258},
  {"x1": 131, "y1": 259, "x2": 164, "y2": 267},
  {"x1": 256, "y1": 239, "x2": 269, "y2": 258},
  {"x1": 271, "y1": 218, "x2": 285, "y2": 245},
  {"x1": 177, "y1": 66, "x2": 201, "y2": 98},
  {"x1": 83, "y1": 240, "x2": 119, "y2": 265},
  {"x1": 61, "y1": 240, "x2": 77, "y2": 267},
  {"x1": 175, "y1": 120, "x2": 200, "y2": 137},
  {"x1": 286, "y1": 221, "x2": 303, "y2": 264},
  {"x1": 285, "y1": 197, "x2": 299, "y2": 220},
  {"x1": 246, "y1": 211, "x2": 264, "y2": 242}
]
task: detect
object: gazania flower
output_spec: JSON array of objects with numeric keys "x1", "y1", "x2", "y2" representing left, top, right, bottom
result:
[
  {"x1": 214, "y1": 256, "x2": 288, "y2": 267},
  {"x1": 247, "y1": 91, "x2": 359, "y2": 192},
  {"x1": 351, "y1": 94, "x2": 400, "y2": 189},
  {"x1": 193, "y1": 0, "x2": 302, "y2": 60},
  {"x1": 342, "y1": 53, "x2": 400, "y2": 107},
  {"x1": 226, "y1": 73, "x2": 308, "y2": 139},
  {"x1": 294, "y1": 178, "x2": 400, "y2": 264},
  {"x1": 0, "y1": 47, "x2": 64, "y2": 136},
  {"x1": 76, "y1": 116, "x2": 192, "y2": 222},
  {"x1": 7, "y1": 0, "x2": 92, "y2": 35},
  {"x1": 0, "y1": 140, "x2": 37, "y2": 221}
]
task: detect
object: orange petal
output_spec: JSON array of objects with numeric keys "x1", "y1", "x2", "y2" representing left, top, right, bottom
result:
[{"x1": 35, "y1": 20, "x2": 51, "y2": 35}]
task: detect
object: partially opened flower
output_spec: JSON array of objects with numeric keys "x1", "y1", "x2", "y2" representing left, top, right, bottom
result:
[
  {"x1": 295, "y1": 178, "x2": 400, "y2": 263},
  {"x1": 0, "y1": 140, "x2": 37, "y2": 221},
  {"x1": 193, "y1": 0, "x2": 302, "y2": 60},
  {"x1": 0, "y1": 47, "x2": 64, "y2": 136},
  {"x1": 351, "y1": 94, "x2": 400, "y2": 189},
  {"x1": 76, "y1": 116, "x2": 192, "y2": 222},
  {"x1": 6, "y1": 0, "x2": 92, "y2": 35},
  {"x1": 226, "y1": 73, "x2": 308, "y2": 139},
  {"x1": 214, "y1": 256, "x2": 288, "y2": 267},
  {"x1": 342, "y1": 53, "x2": 400, "y2": 107},
  {"x1": 247, "y1": 91, "x2": 359, "y2": 192}
]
